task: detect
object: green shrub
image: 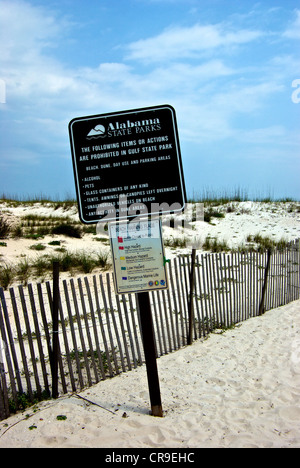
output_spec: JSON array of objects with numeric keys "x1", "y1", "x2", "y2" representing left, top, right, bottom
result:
[
  {"x1": 76, "y1": 252, "x2": 96, "y2": 273},
  {"x1": 52, "y1": 224, "x2": 82, "y2": 238},
  {"x1": 0, "y1": 216, "x2": 10, "y2": 239},
  {"x1": 0, "y1": 264, "x2": 14, "y2": 289},
  {"x1": 203, "y1": 236, "x2": 229, "y2": 252},
  {"x1": 30, "y1": 243, "x2": 46, "y2": 251},
  {"x1": 48, "y1": 240, "x2": 61, "y2": 246},
  {"x1": 16, "y1": 259, "x2": 31, "y2": 285},
  {"x1": 11, "y1": 225, "x2": 23, "y2": 238},
  {"x1": 245, "y1": 234, "x2": 289, "y2": 252},
  {"x1": 9, "y1": 390, "x2": 50, "y2": 414},
  {"x1": 96, "y1": 251, "x2": 111, "y2": 270},
  {"x1": 204, "y1": 208, "x2": 225, "y2": 223},
  {"x1": 33, "y1": 256, "x2": 51, "y2": 277},
  {"x1": 164, "y1": 237, "x2": 187, "y2": 248}
]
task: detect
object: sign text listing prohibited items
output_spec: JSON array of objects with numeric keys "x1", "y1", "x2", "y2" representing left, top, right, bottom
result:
[{"x1": 69, "y1": 105, "x2": 186, "y2": 224}]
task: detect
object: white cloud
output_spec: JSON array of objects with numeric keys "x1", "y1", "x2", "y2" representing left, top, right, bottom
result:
[
  {"x1": 210, "y1": 81, "x2": 285, "y2": 114},
  {"x1": 0, "y1": 0, "x2": 298, "y2": 169},
  {"x1": 283, "y1": 9, "x2": 300, "y2": 39},
  {"x1": 0, "y1": 0, "x2": 74, "y2": 105},
  {"x1": 125, "y1": 23, "x2": 263, "y2": 63},
  {"x1": 0, "y1": 0, "x2": 67, "y2": 64}
]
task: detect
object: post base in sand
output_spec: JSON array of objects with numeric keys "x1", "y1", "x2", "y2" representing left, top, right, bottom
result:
[{"x1": 151, "y1": 405, "x2": 163, "y2": 417}]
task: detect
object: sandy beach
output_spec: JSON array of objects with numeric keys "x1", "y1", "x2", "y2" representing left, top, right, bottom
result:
[{"x1": 0, "y1": 299, "x2": 299, "y2": 448}]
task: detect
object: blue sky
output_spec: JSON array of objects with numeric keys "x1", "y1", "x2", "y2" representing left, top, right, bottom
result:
[{"x1": 0, "y1": 0, "x2": 299, "y2": 200}]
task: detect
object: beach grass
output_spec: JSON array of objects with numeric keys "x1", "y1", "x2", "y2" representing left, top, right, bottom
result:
[
  {"x1": 1, "y1": 186, "x2": 299, "y2": 206},
  {"x1": 1, "y1": 190, "x2": 299, "y2": 289},
  {"x1": 187, "y1": 186, "x2": 297, "y2": 204},
  {"x1": 0, "y1": 249, "x2": 112, "y2": 289}
]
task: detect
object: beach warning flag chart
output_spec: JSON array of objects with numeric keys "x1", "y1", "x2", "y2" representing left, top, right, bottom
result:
[{"x1": 109, "y1": 219, "x2": 168, "y2": 294}]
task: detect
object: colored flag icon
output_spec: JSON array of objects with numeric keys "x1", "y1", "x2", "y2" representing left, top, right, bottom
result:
[
  {"x1": 118, "y1": 237, "x2": 123, "y2": 243},
  {"x1": 120, "y1": 256, "x2": 125, "y2": 261},
  {"x1": 121, "y1": 267, "x2": 126, "y2": 271},
  {"x1": 119, "y1": 246, "x2": 124, "y2": 250},
  {"x1": 122, "y1": 277, "x2": 128, "y2": 280}
]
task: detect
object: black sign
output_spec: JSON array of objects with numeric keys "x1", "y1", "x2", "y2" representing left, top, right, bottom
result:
[{"x1": 69, "y1": 105, "x2": 186, "y2": 224}]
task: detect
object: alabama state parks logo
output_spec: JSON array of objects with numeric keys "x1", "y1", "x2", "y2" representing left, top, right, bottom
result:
[
  {"x1": 87, "y1": 124, "x2": 106, "y2": 139},
  {"x1": 86, "y1": 117, "x2": 162, "y2": 140}
]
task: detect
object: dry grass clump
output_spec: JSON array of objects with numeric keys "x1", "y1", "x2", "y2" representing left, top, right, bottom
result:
[
  {"x1": 0, "y1": 215, "x2": 11, "y2": 239},
  {"x1": 0, "y1": 250, "x2": 111, "y2": 289}
]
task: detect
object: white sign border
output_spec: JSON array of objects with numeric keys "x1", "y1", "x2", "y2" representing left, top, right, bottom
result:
[{"x1": 69, "y1": 104, "x2": 186, "y2": 224}]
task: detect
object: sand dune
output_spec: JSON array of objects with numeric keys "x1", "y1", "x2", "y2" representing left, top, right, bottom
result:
[{"x1": 1, "y1": 200, "x2": 299, "y2": 273}]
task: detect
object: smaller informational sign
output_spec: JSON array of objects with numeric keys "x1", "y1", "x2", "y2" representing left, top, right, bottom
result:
[{"x1": 109, "y1": 219, "x2": 168, "y2": 295}]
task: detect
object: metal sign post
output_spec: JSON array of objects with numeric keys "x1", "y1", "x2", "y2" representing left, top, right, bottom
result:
[{"x1": 137, "y1": 292, "x2": 163, "y2": 417}]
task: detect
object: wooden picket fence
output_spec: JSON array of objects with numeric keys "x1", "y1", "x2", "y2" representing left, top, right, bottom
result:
[{"x1": 0, "y1": 240, "x2": 299, "y2": 420}]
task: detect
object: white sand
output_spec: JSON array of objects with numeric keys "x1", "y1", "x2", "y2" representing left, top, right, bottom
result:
[{"x1": 0, "y1": 299, "x2": 299, "y2": 448}]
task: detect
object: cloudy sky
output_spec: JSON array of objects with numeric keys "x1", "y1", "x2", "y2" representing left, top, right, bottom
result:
[{"x1": 0, "y1": 0, "x2": 299, "y2": 200}]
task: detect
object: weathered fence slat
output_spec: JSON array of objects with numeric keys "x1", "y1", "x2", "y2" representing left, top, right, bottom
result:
[
  {"x1": 9, "y1": 287, "x2": 33, "y2": 400},
  {"x1": 0, "y1": 369, "x2": 9, "y2": 420},
  {"x1": 37, "y1": 283, "x2": 52, "y2": 383},
  {"x1": 167, "y1": 260, "x2": 181, "y2": 349},
  {"x1": 203, "y1": 254, "x2": 213, "y2": 331},
  {"x1": 0, "y1": 288, "x2": 20, "y2": 399},
  {"x1": 70, "y1": 279, "x2": 92, "y2": 387},
  {"x1": 128, "y1": 294, "x2": 143, "y2": 364},
  {"x1": 18, "y1": 285, "x2": 41, "y2": 396},
  {"x1": 92, "y1": 275, "x2": 113, "y2": 378},
  {"x1": 28, "y1": 284, "x2": 50, "y2": 395},
  {"x1": 197, "y1": 254, "x2": 208, "y2": 337},
  {"x1": 46, "y1": 282, "x2": 67, "y2": 394},
  {"x1": 0, "y1": 303, "x2": 17, "y2": 412},
  {"x1": 99, "y1": 274, "x2": 119, "y2": 374},
  {"x1": 78, "y1": 278, "x2": 99, "y2": 383},
  {"x1": 155, "y1": 290, "x2": 169, "y2": 353},
  {"x1": 57, "y1": 289, "x2": 77, "y2": 393},
  {"x1": 63, "y1": 279, "x2": 84, "y2": 389},
  {"x1": 151, "y1": 291, "x2": 165, "y2": 356},
  {"x1": 84, "y1": 277, "x2": 106, "y2": 380},
  {"x1": 106, "y1": 275, "x2": 126, "y2": 374},
  {"x1": 122, "y1": 294, "x2": 138, "y2": 368}
]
